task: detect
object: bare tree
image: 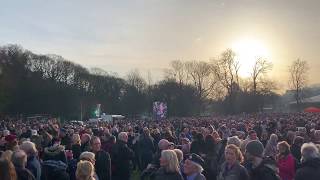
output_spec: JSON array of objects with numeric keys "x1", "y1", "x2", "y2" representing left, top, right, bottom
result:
[
  {"x1": 212, "y1": 49, "x2": 240, "y2": 97},
  {"x1": 289, "y1": 59, "x2": 309, "y2": 108},
  {"x1": 126, "y1": 69, "x2": 147, "y2": 92},
  {"x1": 251, "y1": 57, "x2": 273, "y2": 95},
  {"x1": 184, "y1": 60, "x2": 217, "y2": 100},
  {"x1": 165, "y1": 60, "x2": 186, "y2": 85}
]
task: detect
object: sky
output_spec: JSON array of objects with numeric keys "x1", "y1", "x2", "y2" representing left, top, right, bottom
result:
[{"x1": 0, "y1": 0, "x2": 319, "y2": 89}]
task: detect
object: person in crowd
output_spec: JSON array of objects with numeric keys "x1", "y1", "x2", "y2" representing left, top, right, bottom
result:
[
  {"x1": 241, "y1": 130, "x2": 259, "y2": 153},
  {"x1": 1, "y1": 150, "x2": 13, "y2": 161},
  {"x1": 76, "y1": 160, "x2": 96, "y2": 180},
  {"x1": 90, "y1": 136, "x2": 111, "y2": 180},
  {"x1": 111, "y1": 132, "x2": 134, "y2": 180},
  {"x1": 227, "y1": 136, "x2": 242, "y2": 148},
  {"x1": 152, "y1": 149, "x2": 183, "y2": 180},
  {"x1": 264, "y1": 134, "x2": 278, "y2": 159},
  {"x1": 181, "y1": 138, "x2": 191, "y2": 155},
  {"x1": 0, "y1": 158, "x2": 17, "y2": 180},
  {"x1": 291, "y1": 136, "x2": 304, "y2": 161},
  {"x1": 295, "y1": 143, "x2": 320, "y2": 180},
  {"x1": 41, "y1": 144, "x2": 69, "y2": 180},
  {"x1": 312, "y1": 130, "x2": 320, "y2": 144},
  {"x1": 138, "y1": 128, "x2": 156, "y2": 170},
  {"x1": 71, "y1": 134, "x2": 81, "y2": 160},
  {"x1": 11, "y1": 150, "x2": 36, "y2": 180},
  {"x1": 190, "y1": 133, "x2": 205, "y2": 156},
  {"x1": 173, "y1": 149, "x2": 184, "y2": 176},
  {"x1": 19, "y1": 141, "x2": 41, "y2": 180},
  {"x1": 217, "y1": 144, "x2": 249, "y2": 180},
  {"x1": 183, "y1": 153, "x2": 206, "y2": 180},
  {"x1": 276, "y1": 141, "x2": 295, "y2": 180},
  {"x1": 81, "y1": 134, "x2": 91, "y2": 152},
  {"x1": 245, "y1": 140, "x2": 280, "y2": 180}
]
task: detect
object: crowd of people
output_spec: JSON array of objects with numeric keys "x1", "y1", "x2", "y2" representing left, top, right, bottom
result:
[{"x1": 1, "y1": 112, "x2": 320, "y2": 180}]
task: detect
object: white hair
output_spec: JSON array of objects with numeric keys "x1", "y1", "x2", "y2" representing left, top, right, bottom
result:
[
  {"x1": 190, "y1": 160, "x2": 204, "y2": 173},
  {"x1": 118, "y1": 132, "x2": 128, "y2": 142},
  {"x1": 301, "y1": 143, "x2": 320, "y2": 163},
  {"x1": 19, "y1": 141, "x2": 37, "y2": 155}
]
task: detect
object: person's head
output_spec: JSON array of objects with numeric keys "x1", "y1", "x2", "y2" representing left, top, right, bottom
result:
[
  {"x1": 81, "y1": 133, "x2": 91, "y2": 144},
  {"x1": 225, "y1": 144, "x2": 244, "y2": 164},
  {"x1": 159, "y1": 150, "x2": 180, "y2": 173},
  {"x1": 249, "y1": 130, "x2": 257, "y2": 140},
  {"x1": 158, "y1": 139, "x2": 173, "y2": 150},
  {"x1": 76, "y1": 160, "x2": 95, "y2": 180},
  {"x1": 19, "y1": 141, "x2": 37, "y2": 157},
  {"x1": 277, "y1": 141, "x2": 290, "y2": 156},
  {"x1": 79, "y1": 152, "x2": 96, "y2": 165},
  {"x1": 72, "y1": 134, "x2": 81, "y2": 145},
  {"x1": 183, "y1": 154, "x2": 204, "y2": 176},
  {"x1": 245, "y1": 140, "x2": 264, "y2": 162},
  {"x1": 90, "y1": 136, "x2": 101, "y2": 153},
  {"x1": 173, "y1": 149, "x2": 183, "y2": 163},
  {"x1": 0, "y1": 159, "x2": 17, "y2": 180},
  {"x1": 293, "y1": 136, "x2": 304, "y2": 147},
  {"x1": 301, "y1": 143, "x2": 320, "y2": 163},
  {"x1": 269, "y1": 134, "x2": 278, "y2": 144},
  {"x1": 314, "y1": 130, "x2": 320, "y2": 141},
  {"x1": 11, "y1": 150, "x2": 27, "y2": 168},
  {"x1": 0, "y1": 150, "x2": 13, "y2": 161},
  {"x1": 227, "y1": 136, "x2": 241, "y2": 147},
  {"x1": 118, "y1": 132, "x2": 128, "y2": 143}
]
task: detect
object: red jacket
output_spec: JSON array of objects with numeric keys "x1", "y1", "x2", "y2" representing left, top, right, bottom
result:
[{"x1": 278, "y1": 154, "x2": 295, "y2": 180}]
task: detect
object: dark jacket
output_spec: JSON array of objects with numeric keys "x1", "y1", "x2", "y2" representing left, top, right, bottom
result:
[
  {"x1": 249, "y1": 158, "x2": 280, "y2": 180},
  {"x1": 217, "y1": 161, "x2": 249, "y2": 180},
  {"x1": 41, "y1": 160, "x2": 69, "y2": 180},
  {"x1": 15, "y1": 166, "x2": 36, "y2": 180},
  {"x1": 139, "y1": 135, "x2": 155, "y2": 169},
  {"x1": 26, "y1": 155, "x2": 41, "y2": 180},
  {"x1": 71, "y1": 144, "x2": 81, "y2": 159},
  {"x1": 295, "y1": 158, "x2": 320, "y2": 180},
  {"x1": 111, "y1": 140, "x2": 134, "y2": 180},
  {"x1": 153, "y1": 168, "x2": 184, "y2": 180},
  {"x1": 95, "y1": 150, "x2": 112, "y2": 180}
]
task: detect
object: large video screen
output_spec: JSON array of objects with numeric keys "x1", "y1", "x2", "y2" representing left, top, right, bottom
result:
[{"x1": 153, "y1": 101, "x2": 167, "y2": 120}]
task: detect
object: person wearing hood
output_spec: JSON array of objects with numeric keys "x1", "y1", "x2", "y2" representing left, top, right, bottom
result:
[
  {"x1": 20, "y1": 141, "x2": 41, "y2": 180},
  {"x1": 41, "y1": 144, "x2": 69, "y2": 180},
  {"x1": 295, "y1": 143, "x2": 320, "y2": 180},
  {"x1": 263, "y1": 134, "x2": 278, "y2": 160},
  {"x1": 245, "y1": 140, "x2": 280, "y2": 180}
]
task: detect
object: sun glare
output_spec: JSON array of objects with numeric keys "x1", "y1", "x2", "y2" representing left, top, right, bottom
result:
[{"x1": 231, "y1": 38, "x2": 270, "y2": 77}]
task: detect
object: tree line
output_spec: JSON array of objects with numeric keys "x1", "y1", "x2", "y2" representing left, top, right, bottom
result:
[{"x1": 0, "y1": 44, "x2": 309, "y2": 119}]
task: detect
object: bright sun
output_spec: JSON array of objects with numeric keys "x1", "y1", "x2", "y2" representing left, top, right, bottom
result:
[{"x1": 231, "y1": 38, "x2": 270, "y2": 77}]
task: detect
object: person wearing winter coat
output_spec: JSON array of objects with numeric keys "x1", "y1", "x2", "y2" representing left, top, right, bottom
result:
[
  {"x1": 12, "y1": 150, "x2": 36, "y2": 180},
  {"x1": 20, "y1": 141, "x2": 41, "y2": 180},
  {"x1": 111, "y1": 132, "x2": 134, "y2": 180},
  {"x1": 41, "y1": 144, "x2": 69, "y2": 180},
  {"x1": 264, "y1": 134, "x2": 278, "y2": 159},
  {"x1": 153, "y1": 150, "x2": 183, "y2": 180},
  {"x1": 183, "y1": 153, "x2": 206, "y2": 180},
  {"x1": 245, "y1": 140, "x2": 281, "y2": 180},
  {"x1": 295, "y1": 143, "x2": 320, "y2": 180},
  {"x1": 276, "y1": 141, "x2": 295, "y2": 180},
  {"x1": 138, "y1": 128, "x2": 155, "y2": 170},
  {"x1": 217, "y1": 144, "x2": 249, "y2": 180},
  {"x1": 90, "y1": 136, "x2": 111, "y2": 180}
]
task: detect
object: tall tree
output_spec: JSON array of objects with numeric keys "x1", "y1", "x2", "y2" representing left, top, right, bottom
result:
[
  {"x1": 251, "y1": 57, "x2": 273, "y2": 95},
  {"x1": 289, "y1": 59, "x2": 309, "y2": 109}
]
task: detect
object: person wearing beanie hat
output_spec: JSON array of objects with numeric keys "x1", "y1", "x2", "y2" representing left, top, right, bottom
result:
[
  {"x1": 183, "y1": 153, "x2": 206, "y2": 180},
  {"x1": 245, "y1": 140, "x2": 280, "y2": 180}
]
